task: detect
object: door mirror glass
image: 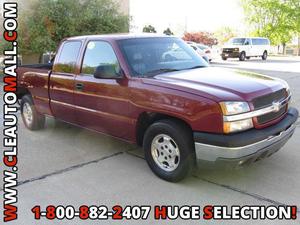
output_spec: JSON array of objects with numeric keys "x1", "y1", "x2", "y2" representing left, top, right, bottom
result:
[{"x1": 94, "y1": 65, "x2": 122, "y2": 79}]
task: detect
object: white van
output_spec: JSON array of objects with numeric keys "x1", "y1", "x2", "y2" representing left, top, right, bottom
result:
[{"x1": 221, "y1": 37, "x2": 270, "y2": 61}]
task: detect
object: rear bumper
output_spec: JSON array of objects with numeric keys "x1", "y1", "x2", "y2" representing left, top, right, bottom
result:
[{"x1": 193, "y1": 107, "x2": 298, "y2": 163}]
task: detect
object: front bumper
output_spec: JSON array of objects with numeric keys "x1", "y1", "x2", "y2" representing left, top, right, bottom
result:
[
  {"x1": 221, "y1": 52, "x2": 240, "y2": 58},
  {"x1": 194, "y1": 107, "x2": 298, "y2": 164}
]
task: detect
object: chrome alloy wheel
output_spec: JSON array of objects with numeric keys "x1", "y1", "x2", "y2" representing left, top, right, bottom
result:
[
  {"x1": 151, "y1": 134, "x2": 180, "y2": 172},
  {"x1": 23, "y1": 102, "x2": 33, "y2": 126}
]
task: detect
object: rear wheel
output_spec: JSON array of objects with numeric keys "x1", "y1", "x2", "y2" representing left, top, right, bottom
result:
[
  {"x1": 21, "y1": 95, "x2": 45, "y2": 130},
  {"x1": 222, "y1": 56, "x2": 227, "y2": 61},
  {"x1": 143, "y1": 120, "x2": 195, "y2": 182},
  {"x1": 262, "y1": 51, "x2": 267, "y2": 60},
  {"x1": 246, "y1": 57, "x2": 250, "y2": 60},
  {"x1": 239, "y1": 52, "x2": 246, "y2": 61}
]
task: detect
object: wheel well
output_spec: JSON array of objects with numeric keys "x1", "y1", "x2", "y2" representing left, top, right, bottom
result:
[
  {"x1": 17, "y1": 87, "x2": 30, "y2": 100},
  {"x1": 135, "y1": 112, "x2": 192, "y2": 146}
]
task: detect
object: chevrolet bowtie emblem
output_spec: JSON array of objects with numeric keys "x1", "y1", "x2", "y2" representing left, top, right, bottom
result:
[{"x1": 272, "y1": 102, "x2": 281, "y2": 112}]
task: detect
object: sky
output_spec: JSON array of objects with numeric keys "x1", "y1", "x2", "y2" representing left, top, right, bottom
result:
[{"x1": 130, "y1": 0, "x2": 245, "y2": 35}]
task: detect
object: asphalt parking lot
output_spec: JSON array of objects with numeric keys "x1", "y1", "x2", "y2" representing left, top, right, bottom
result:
[{"x1": 1, "y1": 56, "x2": 300, "y2": 224}]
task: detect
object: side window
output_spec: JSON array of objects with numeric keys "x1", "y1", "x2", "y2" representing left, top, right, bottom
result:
[
  {"x1": 54, "y1": 41, "x2": 81, "y2": 73},
  {"x1": 244, "y1": 39, "x2": 251, "y2": 45},
  {"x1": 81, "y1": 41, "x2": 120, "y2": 78},
  {"x1": 262, "y1": 39, "x2": 269, "y2": 45}
]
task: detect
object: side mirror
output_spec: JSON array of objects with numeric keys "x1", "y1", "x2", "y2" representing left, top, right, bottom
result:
[{"x1": 94, "y1": 65, "x2": 122, "y2": 79}]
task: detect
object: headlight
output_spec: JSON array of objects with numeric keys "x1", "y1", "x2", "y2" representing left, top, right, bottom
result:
[
  {"x1": 219, "y1": 101, "x2": 250, "y2": 115},
  {"x1": 224, "y1": 119, "x2": 253, "y2": 133},
  {"x1": 220, "y1": 101, "x2": 253, "y2": 133}
]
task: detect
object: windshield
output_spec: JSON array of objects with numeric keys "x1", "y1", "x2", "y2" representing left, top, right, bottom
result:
[
  {"x1": 118, "y1": 37, "x2": 208, "y2": 77},
  {"x1": 228, "y1": 38, "x2": 246, "y2": 45}
]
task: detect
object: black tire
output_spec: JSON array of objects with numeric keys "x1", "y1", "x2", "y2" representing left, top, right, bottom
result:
[
  {"x1": 246, "y1": 57, "x2": 250, "y2": 60},
  {"x1": 262, "y1": 51, "x2": 267, "y2": 60},
  {"x1": 21, "y1": 95, "x2": 45, "y2": 130},
  {"x1": 143, "y1": 119, "x2": 195, "y2": 182},
  {"x1": 222, "y1": 56, "x2": 227, "y2": 61},
  {"x1": 239, "y1": 52, "x2": 246, "y2": 61}
]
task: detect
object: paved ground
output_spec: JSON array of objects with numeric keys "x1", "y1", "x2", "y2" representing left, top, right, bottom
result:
[{"x1": 1, "y1": 56, "x2": 300, "y2": 224}]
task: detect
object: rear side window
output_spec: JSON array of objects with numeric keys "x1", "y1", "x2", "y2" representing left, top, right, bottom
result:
[
  {"x1": 81, "y1": 41, "x2": 120, "y2": 76},
  {"x1": 252, "y1": 38, "x2": 269, "y2": 45},
  {"x1": 262, "y1": 39, "x2": 270, "y2": 45},
  {"x1": 252, "y1": 39, "x2": 259, "y2": 45},
  {"x1": 54, "y1": 41, "x2": 81, "y2": 73}
]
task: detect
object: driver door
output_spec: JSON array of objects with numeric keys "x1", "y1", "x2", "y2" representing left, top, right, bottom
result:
[
  {"x1": 245, "y1": 38, "x2": 254, "y2": 56},
  {"x1": 74, "y1": 40, "x2": 132, "y2": 140}
]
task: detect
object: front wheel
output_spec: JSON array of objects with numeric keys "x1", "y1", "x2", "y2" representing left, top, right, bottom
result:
[
  {"x1": 262, "y1": 51, "x2": 267, "y2": 60},
  {"x1": 21, "y1": 95, "x2": 45, "y2": 130},
  {"x1": 143, "y1": 120, "x2": 195, "y2": 182},
  {"x1": 239, "y1": 52, "x2": 246, "y2": 61}
]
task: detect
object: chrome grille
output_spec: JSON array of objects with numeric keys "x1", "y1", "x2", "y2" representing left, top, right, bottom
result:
[
  {"x1": 256, "y1": 107, "x2": 286, "y2": 124},
  {"x1": 222, "y1": 48, "x2": 235, "y2": 53},
  {"x1": 253, "y1": 89, "x2": 287, "y2": 124}
]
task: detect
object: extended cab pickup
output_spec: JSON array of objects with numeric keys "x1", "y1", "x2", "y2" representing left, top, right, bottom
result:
[{"x1": 17, "y1": 34, "x2": 298, "y2": 182}]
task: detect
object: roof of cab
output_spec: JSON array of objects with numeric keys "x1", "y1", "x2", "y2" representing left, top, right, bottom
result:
[{"x1": 66, "y1": 33, "x2": 170, "y2": 41}]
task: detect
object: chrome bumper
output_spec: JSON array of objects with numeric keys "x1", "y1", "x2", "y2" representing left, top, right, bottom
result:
[{"x1": 195, "y1": 123, "x2": 296, "y2": 162}]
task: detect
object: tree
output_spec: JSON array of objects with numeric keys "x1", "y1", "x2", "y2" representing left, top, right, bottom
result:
[
  {"x1": 288, "y1": 0, "x2": 300, "y2": 55},
  {"x1": 182, "y1": 32, "x2": 217, "y2": 46},
  {"x1": 163, "y1": 28, "x2": 174, "y2": 36},
  {"x1": 142, "y1": 25, "x2": 157, "y2": 33},
  {"x1": 241, "y1": 0, "x2": 300, "y2": 54},
  {"x1": 2, "y1": 0, "x2": 129, "y2": 55},
  {"x1": 214, "y1": 26, "x2": 237, "y2": 45}
]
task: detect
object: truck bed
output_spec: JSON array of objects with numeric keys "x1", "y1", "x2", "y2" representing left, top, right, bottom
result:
[{"x1": 17, "y1": 63, "x2": 53, "y2": 116}]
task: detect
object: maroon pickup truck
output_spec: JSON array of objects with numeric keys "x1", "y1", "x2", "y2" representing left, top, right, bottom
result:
[{"x1": 17, "y1": 34, "x2": 298, "y2": 182}]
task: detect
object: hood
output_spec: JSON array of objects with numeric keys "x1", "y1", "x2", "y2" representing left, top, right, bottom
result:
[
  {"x1": 223, "y1": 45, "x2": 241, "y2": 49},
  {"x1": 142, "y1": 67, "x2": 285, "y2": 102}
]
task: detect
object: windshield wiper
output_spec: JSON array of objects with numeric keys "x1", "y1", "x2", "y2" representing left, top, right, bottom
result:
[
  {"x1": 182, "y1": 65, "x2": 206, "y2": 70},
  {"x1": 143, "y1": 68, "x2": 179, "y2": 77}
]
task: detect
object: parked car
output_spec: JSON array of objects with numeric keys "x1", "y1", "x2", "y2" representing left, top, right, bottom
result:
[
  {"x1": 17, "y1": 34, "x2": 298, "y2": 182},
  {"x1": 195, "y1": 43, "x2": 213, "y2": 61},
  {"x1": 221, "y1": 37, "x2": 270, "y2": 61},
  {"x1": 186, "y1": 42, "x2": 210, "y2": 63},
  {"x1": 162, "y1": 47, "x2": 190, "y2": 61},
  {"x1": 186, "y1": 41, "x2": 212, "y2": 61}
]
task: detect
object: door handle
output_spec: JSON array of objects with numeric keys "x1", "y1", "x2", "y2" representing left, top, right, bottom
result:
[{"x1": 75, "y1": 83, "x2": 84, "y2": 91}]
